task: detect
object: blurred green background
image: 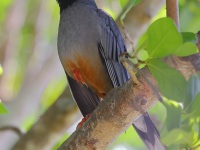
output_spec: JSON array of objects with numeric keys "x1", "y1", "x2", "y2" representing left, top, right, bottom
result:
[{"x1": 0, "y1": 0, "x2": 200, "y2": 150}]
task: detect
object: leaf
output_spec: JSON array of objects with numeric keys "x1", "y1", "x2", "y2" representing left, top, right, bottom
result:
[
  {"x1": 191, "y1": 93, "x2": 200, "y2": 117},
  {"x1": 181, "y1": 32, "x2": 197, "y2": 43},
  {"x1": 136, "y1": 32, "x2": 147, "y2": 51},
  {"x1": 149, "y1": 101, "x2": 167, "y2": 128},
  {"x1": 164, "y1": 99, "x2": 182, "y2": 130},
  {"x1": 184, "y1": 74, "x2": 200, "y2": 114},
  {"x1": 137, "y1": 50, "x2": 149, "y2": 61},
  {"x1": 129, "y1": 0, "x2": 141, "y2": 6},
  {"x1": 0, "y1": 64, "x2": 3, "y2": 76},
  {"x1": 187, "y1": 74, "x2": 200, "y2": 100},
  {"x1": 148, "y1": 59, "x2": 187, "y2": 102},
  {"x1": 0, "y1": 100, "x2": 7, "y2": 114},
  {"x1": 146, "y1": 18, "x2": 182, "y2": 58},
  {"x1": 162, "y1": 129, "x2": 193, "y2": 146},
  {"x1": 173, "y1": 42, "x2": 198, "y2": 57},
  {"x1": 120, "y1": 0, "x2": 129, "y2": 8}
]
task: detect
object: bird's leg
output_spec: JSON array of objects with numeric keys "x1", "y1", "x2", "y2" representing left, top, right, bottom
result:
[
  {"x1": 77, "y1": 114, "x2": 91, "y2": 129},
  {"x1": 120, "y1": 53, "x2": 140, "y2": 86}
]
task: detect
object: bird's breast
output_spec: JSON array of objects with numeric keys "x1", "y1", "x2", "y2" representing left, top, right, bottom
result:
[{"x1": 57, "y1": 3, "x2": 113, "y2": 97}]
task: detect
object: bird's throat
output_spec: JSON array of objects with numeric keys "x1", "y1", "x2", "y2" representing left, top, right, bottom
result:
[{"x1": 57, "y1": 0, "x2": 77, "y2": 13}]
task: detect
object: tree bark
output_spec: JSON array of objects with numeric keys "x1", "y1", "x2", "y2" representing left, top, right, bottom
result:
[{"x1": 59, "y1": 69, "x2": 159, "y2": 150}]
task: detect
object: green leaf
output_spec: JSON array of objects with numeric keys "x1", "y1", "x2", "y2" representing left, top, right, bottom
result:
[
  {"x1": 129, "y1": 0, "x2": 141, "y2": 6},
  {"x1": 164, "y1": 99, "x2": 182, "y2": 130},
  {"x1": 136, "y1": 32, "x2": 147, "y2": 51},
  {"x1": 0, "y1": 64, "x2": 3, "y2": 76},
  {"x1": 120, "y1": 0, "x2": 129, "y2": 8},
  {"x1": 173, "y1": 42, "x2": 198, "y2": 56},
  {"x1": 187, "y1": 74, "x2": 200, "y2": 100},
  {"x1": 112, "y1": 126, "x2": 144, "y2": 148},
  {"x1": 191, "y1": 93, "x2": 200, "y2": 117},
  {"x1": 146, "y1": 18, "x2": 182, "y2": 58},
  {"x1": 185, "y1": 75, "x2": 200, "y2": 113},
  {"x1": 148, "y1": 59, "x2": 187, "y2": 101},
  {"x1": 149, "y1": 101, "x2": 167, "y2": 128},
  {"x1": 181, "y1": 32, "x2": 197, "y2": 43},
  {"x1": 0, "y1": 101, "x2": 7, "y2": 114},
  {"x1": 162, "y1": 129, "x2": 193, "y2": 146},
  {"x1": 137, "y1": 50, "x2": 149, "y2": 61}
]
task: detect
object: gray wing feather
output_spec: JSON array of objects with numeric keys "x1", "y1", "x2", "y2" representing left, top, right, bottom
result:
[{"x1": 98, "y1": 9, "x2": 129, "y2": 87}]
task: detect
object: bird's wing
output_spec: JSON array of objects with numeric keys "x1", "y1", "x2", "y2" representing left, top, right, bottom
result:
[
  {"x1": 97, "y1": 9, "x2": 129, "y2": 87},
  {"x1": 66, "y1": 73, "x2": 100, "y2": 116},
  {"x1": 97, "y1": 10, "x2": 166, "y2": 150}
]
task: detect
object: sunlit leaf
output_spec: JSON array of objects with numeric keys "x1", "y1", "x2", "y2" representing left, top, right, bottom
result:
[
  {"x1": 0, "y1": 100, "x2": 7, "y2": 114},
  {"x1": 137, "y1": 50, "x2": 149, "y2": 61},
  {"x1": 53, "y1": 133, "x2": 70, "y2": 150},
  {"x1": 146, "y1": 18, "x2": 182, "y2": 58},
  {"x1": 162, "y1": 129, "x2": 193, "y2": 146},
  {"x1": 148, "y1": 59, "x2": 187, "y2": 101},
  {"x1": 120, "y1": 0, "x2": 129, "y2": 8},
  {"x1": 111, "y1": 126, "x2": 144, "y2": 148},
  {"x1": 136, "y1": 32, "x2": 147, "y2": 51},
  {"x1": 173, "y1": 42, "x2": 198, "y2": 57},
  {"x1": 0, "y1": 64, "x2": 3, "y2": 76}
]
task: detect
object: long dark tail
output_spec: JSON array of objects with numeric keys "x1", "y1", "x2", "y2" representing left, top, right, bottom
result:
[{"x1": 133, "y1": 113, "x2": 166, "y2": 150}]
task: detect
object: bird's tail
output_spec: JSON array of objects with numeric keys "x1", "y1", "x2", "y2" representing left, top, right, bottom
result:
[{"x1": 132, "y1": 113, "x2": 166, "y2": 150}]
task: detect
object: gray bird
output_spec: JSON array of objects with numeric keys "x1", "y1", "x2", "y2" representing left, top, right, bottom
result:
[{"x1": 57, "y1": 0, "x2": 166, "y2": 149}]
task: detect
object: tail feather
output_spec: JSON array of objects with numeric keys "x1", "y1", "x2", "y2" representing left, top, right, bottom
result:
[{"x1": 133, "y1": 113, "x2": 166, "y2": 150}]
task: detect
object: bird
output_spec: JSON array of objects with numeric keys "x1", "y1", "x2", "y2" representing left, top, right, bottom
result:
[{"x1": 56, "y1": 0, "x2": 165, "y2": 149}]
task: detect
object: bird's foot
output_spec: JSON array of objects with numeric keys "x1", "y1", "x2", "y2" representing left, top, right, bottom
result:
[
  {"x1": 120, "y1": 53, "x2": 140, "y2": 86},
  {"x1": 77, "y1": 114, "x2": 91, "y2": 129}
]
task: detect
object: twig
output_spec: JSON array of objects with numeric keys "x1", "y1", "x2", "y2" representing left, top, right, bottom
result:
[
  {"x1": 0, "y1": 126, "x2": 23, "y2": 137},
  {"x1": 120, "y1": 53, "x2": 140, "y2": 85},
  {"x1": 120, "y1": 53, "x2": 163, "y2": 103},
  {"x1": 121, "y1": 26, "x2": 137, "y2": 54},
  {"x1": 197, "y1": 31, "x2": 200, "y2": 51},
  {"x1": 166, "y1": 0, "x2": 180, "y2": 30}
]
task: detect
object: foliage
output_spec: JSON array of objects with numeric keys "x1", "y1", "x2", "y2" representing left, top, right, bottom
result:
[
  {"x1": 0, "y1": 101, "x2": 7, "y2": 114},
  {"x1": 132, "y1": 16, "x2": 199, "y2": 149}
]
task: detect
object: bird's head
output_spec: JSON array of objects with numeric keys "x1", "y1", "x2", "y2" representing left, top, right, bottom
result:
[
  {"x1": 57, "y1": 0, "x2": 76, "y2": 13},
  {"x1": 57, "y1": 0, "x2": 97, "y2": 13}
]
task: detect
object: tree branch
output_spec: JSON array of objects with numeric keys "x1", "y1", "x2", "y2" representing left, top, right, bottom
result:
[
  {"x1": 166, "y1": 0, "x2": 180, "y2": 30},
  {"x1": 0, "y1": 126, "x2": 23, "y2": 137},
  {"x1": 11, "y1": 92, "x2": 80, "y2": 150},
  {"x1": 58, "y1": 70, "x2": 159, "y2": 150}
]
